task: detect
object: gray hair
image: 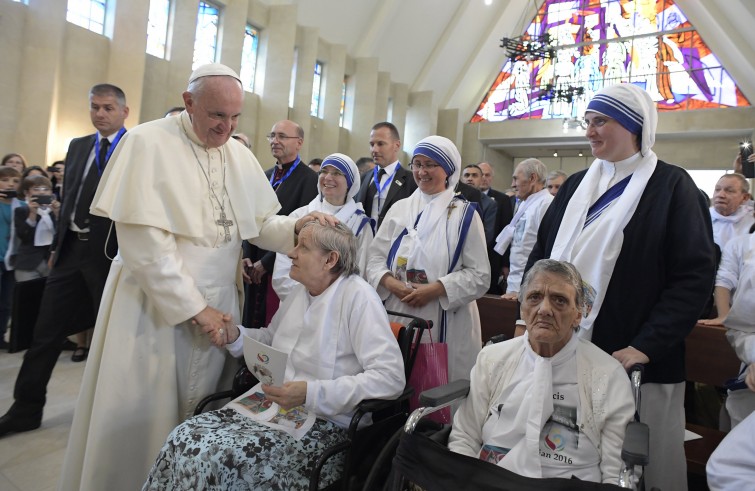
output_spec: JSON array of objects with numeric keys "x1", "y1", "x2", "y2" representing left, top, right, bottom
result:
[
  {"x1": 89, "y1": 83, "x2": 127, "y2": 106},
  {"x1": 301, "y1": 221, "x2": 359, "y2": 277},
  {"x1": 718, "y1": 173, "x2": 750, "y2": 194},
  {"x1": 517, "y1": 158, "x2": 548, "y2": 185},
  {"x1": 519, "y1": 259, "x2": 585, "y2": 325},
  {"x1": 547, "y1": 170, "x2": 568, "y2": 181}
]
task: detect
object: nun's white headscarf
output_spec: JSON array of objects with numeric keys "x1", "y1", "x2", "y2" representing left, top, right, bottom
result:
[
  {"x1": 585, "y1": 83, "x2": 657, "y2": 156},
  {"x1": 412, "y1": 136, "x2": 462, "y2": 191},
  {"x1": 316, "y1": 153, "x2": 361, "y2": 201}
]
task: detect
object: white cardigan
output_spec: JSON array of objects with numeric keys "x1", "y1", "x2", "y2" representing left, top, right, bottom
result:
[{"x1": 448, "y1": 336, "x2": 635, "y2": 484}]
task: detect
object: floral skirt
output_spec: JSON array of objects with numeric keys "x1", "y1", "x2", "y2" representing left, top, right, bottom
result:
[{"x1": 143, "y1": 408, "x2": 348, "y2": 491}]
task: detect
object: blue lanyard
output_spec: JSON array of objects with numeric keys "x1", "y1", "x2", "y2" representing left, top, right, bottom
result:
[
  {"x1": 94, "y1": 127, "x2": 126, "y2": 175},
  {"x1": 270, "y1": 156, "x2": 301, "y2": 189},
  {"x1": 373, "y1": 164, "x2": 398, "y2": 211}
]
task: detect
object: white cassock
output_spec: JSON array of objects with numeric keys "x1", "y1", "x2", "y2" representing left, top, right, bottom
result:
[{"x1": 59, "y1": 112, "x2": 296, "y2": 491}]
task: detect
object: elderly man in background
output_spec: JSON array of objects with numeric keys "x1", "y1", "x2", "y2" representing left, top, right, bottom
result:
[
  {"x1": 527, "y1": 83, "x2": 716, "y2": 491},
  {"x1": 546, "y1": 169, "x2": 568, "y2": 196},
  {"x1": 710, "y1": 172, "x2": 754, "y2": 249},
  {"x1": 495, "y1": 158, "x2": 552, "y2": 300},
  {"x1": 59, "y1": 64, "x2": 328, "y2": 491}
]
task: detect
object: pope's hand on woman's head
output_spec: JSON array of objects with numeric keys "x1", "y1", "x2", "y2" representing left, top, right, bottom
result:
[{"x1": 294, "y1": 212, "x2": 339, "y2": 234}]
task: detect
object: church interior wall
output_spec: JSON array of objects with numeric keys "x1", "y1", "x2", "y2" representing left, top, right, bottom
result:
[{"x1": 0, "y1": 0, "x2": 751, "y2": 182}]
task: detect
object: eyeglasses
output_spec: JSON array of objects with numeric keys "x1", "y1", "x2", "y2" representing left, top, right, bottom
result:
[
  {"x1": 318, "y1": 169, "x2": 345, "y2": 178},
  {"x1": 410, "y1": 162, "x2": 441, "y2": 171},
  {"x1": 266, "y1": 133, "x2": 301, "y2": 142},
  {"x1": 31, "y1": 186, "x2": 51, "y2": 192},
  {"x1": 584, "y1": 116, "x2": 610, "y2": 129}
]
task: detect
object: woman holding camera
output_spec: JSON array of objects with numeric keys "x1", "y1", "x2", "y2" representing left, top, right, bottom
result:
[{"x1": 12, "y1": 175, "x2": 60, "y2": 282}]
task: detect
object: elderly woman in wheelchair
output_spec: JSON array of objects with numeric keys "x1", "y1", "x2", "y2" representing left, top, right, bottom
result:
[
  {"x1": 447, "y1": 259, "x2": 635, "y2": 484},
  {"x1": 143, "y1": 221, "x2": 405, "y2": 490}
]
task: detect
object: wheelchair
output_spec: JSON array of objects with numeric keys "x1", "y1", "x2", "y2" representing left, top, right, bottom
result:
[
  {"x1": 193, "y1": 310, "x2": 432, "y2": 491},
  {"x1": 365, "y1": 365, "x2": 650, "y2": 491}
]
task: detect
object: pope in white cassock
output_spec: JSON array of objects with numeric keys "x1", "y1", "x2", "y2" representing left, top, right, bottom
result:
[{"x1": 59, "y1": 64, "x2": 325, "y2": 491}]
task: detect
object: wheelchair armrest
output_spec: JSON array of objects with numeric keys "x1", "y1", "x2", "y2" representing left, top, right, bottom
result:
[
  {"x1": 357, "y1": 387, "x2": 414, "y2": 414},
  {"x1": 419, "y1": 379, "x2": 470, "y2": 407},
  {"x1": 621, "y1": 420, "x2": 650, "y2": 467},
  {"x1": 193, "y1": 390, "x2": 236, "y2": 416}
]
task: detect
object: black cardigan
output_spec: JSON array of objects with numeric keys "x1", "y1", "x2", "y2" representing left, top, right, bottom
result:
[{"x1": 527, "y1": 160, "x2": 716, "y2": 384}]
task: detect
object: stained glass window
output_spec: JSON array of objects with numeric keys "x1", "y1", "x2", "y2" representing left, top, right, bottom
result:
[
  {"x1": 311, "y1": 61, "x2": 324, "y2": 117},
  {"x1": 146, "y1": 0, "x2": 171, "y2": 59},
  {"x1": 240, "y1": 25, "x2": 260, "y2": 93},
  {"x1": 66, "y1": 0, "x2": 106, "y2": 35},
  {"x1": 472, "y1": 0, "x2": 750, "y2": 123},
  {"x1": 339, "y1": 77, "x2": 348, "y2": 127},
  {"x1": 192, "y1": 1, "x2": 220, "y2": 71}
]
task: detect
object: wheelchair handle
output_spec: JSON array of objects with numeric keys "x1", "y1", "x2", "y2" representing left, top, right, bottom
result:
[{"x1": 629, "y1": 364, "x2": 644, "y2": 421}]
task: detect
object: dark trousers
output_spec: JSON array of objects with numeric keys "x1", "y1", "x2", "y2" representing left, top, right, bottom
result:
[
  {"x1": 10, "y1": 233, "x2": 110, "y2": 416},
  {"x1": 0, "y1": 262, "x2": 14, "y2": 341}
]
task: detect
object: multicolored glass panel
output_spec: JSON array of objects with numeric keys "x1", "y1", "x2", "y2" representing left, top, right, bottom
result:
[{"x1": 472, "y1": 0, "x2": 750, "y2": 123}]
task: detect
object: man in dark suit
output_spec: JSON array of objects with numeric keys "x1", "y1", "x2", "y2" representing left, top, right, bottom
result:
[
  {"x1": 356, "y1": 122, "x2": 417, "y2": 229},
  {"x1": 0, "y1": 84, "x2": 127, "y2": 436},
  {"x1": 478, "y1": 162, "x2": 513, "y2": 293},
  {"x1": 461, "y1": 164, "x2": 498, "y2": 246},
  {"x1": 242, "y1": 119, "x2": 318, "y2": 328}
]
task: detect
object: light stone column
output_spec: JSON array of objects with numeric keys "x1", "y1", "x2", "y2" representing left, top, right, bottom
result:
[
  {"x1": 108, "y1": 0, "x2": 150, "y2": 125},
  {"x1": 13, "y1": 0, "x2": 67, "y2": 166},
  {"x1": 254, "y1": 4, "x2": 297, "y2": 158},
  {"x1": 316, "y1": 43, "x2": 346, "y2": 161},
  {"x1": 347, "y1": 57, "x2": 378, "y2": 160}
]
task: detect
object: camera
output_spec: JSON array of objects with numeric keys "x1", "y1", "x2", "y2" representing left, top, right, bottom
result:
[
  {"x1": 0, "y1": 190, "x2": 17, "y2": 199},
  {"x1": 741, "y1": 141, "x2": 754, "y2": 178},
  {"x1": 33, "y1": 195, "x2": 53, "y2": 205}
]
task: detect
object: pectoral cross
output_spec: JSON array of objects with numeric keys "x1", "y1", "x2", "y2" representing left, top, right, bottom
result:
[{"x1": 217, "y1": 211, "x2": 234, "y2": 242}]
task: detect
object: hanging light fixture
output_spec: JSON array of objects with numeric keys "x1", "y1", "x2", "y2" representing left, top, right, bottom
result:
[{"x1": 499, "y1": 33, "x2": 555, "y2": 62}]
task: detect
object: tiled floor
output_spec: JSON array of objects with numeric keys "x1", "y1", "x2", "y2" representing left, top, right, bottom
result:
[{"x1": 0, "y1": 349, "x2": 85, "y2": 491}]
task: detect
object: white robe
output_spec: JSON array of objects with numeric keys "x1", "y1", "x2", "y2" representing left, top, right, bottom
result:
[
  {"x1": 229, "y1": 274, "x2": 406, "y2": 429},
  {"x1": 272, "y1": 197, "x2": 373, "y2": 301},
  {"x1": 59, "y1": 112, "x2": 296, "y2": 491},
  {"x1": 366, "y1": 194, "x2": 490, "y2": 382}
]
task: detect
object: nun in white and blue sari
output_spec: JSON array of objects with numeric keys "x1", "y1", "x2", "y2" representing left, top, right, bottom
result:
[
  {"x1": 272, "y1": 153, "x2": 373, "y2": 301},
  {"x1": 366, "y1": 135, "x2": 490, "y2": 383}
]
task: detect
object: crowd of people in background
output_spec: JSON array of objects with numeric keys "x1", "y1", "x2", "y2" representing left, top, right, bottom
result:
[{"x1": 0, "y1": 64, "x2": 753, "y2": 490}]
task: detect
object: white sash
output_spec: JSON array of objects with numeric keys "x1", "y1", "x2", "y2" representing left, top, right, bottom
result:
[
  {"x1": 271, "y1": 276, "x2": 347, "y2": 382},
  {"x1": 494, "y1": 189, "x2": 551, "y2": 254},
  {"x1": 550, "y1": 152, "x2": 657, "y2": 333},
  {"x1": 483, "y1": 333, "x2": 578, "y2": 478},
  {"x1": 711, "y1": 206, "x2": 752, "y2": 247}
]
